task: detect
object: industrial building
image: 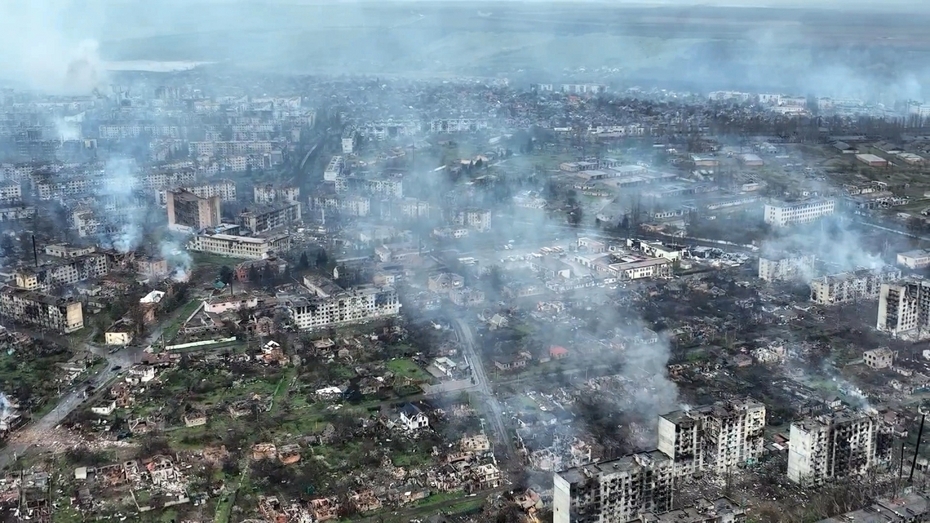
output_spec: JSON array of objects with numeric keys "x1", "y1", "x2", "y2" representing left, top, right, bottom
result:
[
  {"x1": 657, "y1": 399, "x2": 766, "y2": 478},
  {"x1": 553, "y1": 451, "x2": 673, "y2": 523},
  {"x1": 239, "y1": 202, "x2": 301, "y2": 233},
  {"x1": 0, "y1": 288, "x2": 84, "y2": 334},
  {"x1": 787, "y1": 413, "x2": 876, "y2": 486},
  {"x1": 188, "y1": 231, "x2": 291, "y2": 259},
  {"x1": 757, "y1": 253, "x2": 817, "y2": 282},
  {"x1": 609, "y1": 258, "x2": 672, "y2": 281},
  {"x1": 877, "y1": 279, "x2": 930, "y2": 337},
  {"x1": 763, "y1": 199, "x2": 836, "y2": 227},
  {"x1": 856, "y1": 153, "x2": 889, "y2": 168},
  {"x1": 809, "y1": 267, "x2": 901, "y2": 305},
  {"x1": 166, "y1": 189, "x2": 222, "y2": 231},
  {"x1": 285, "y1": 281, "x2": 401, "y2": 331}
]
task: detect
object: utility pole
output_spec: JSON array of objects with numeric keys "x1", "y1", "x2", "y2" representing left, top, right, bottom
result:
[{"x1": 911, "y1": 407, "x2": 927, "y2": 482}]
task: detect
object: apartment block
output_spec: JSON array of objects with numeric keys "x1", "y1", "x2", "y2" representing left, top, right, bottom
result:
[
  {"x1": 454, "y1": 209, "x2": 492, "y2": 232},
  {"x1": 787, "y1": 412, "x2": 876, "y2": 486},
  {"x1": 877, "y1": 280, "x2": 930, "y2": 336},
  {"x1": 323, "y1": 156, "x2": 344, "y2": 182},
  {"x1": 14, "y1": 253, "x2": 109, "y2": 291},
  {"x1": 809, "y1": 267, "x2": 901, "y2": 305},
  {"x1": 254, "y1": 184, "x2": 300, "y2": 204},
  {"x1": 553, "y1": 451, "x2": 673, "y2": 523},
  {"x1": 0, "y1": 184, "x2": 21, "y2": 204},
  {"x1": 341, "y1": 127, "x2": 357, "y2": 154},
  {"x1": 44, "y1": 243, "x2": 96, "y2": 259},
  {"x1": 763, "y1": 199, "x2": 835, "y2": 227},
  {"x1": 0, "y1": 288, "x2": 84, "y2": 333},
  {"x1": 658, "y1": 399, "x2": 766, "y2": 478},
  {"x1": 142, "y1": 168, "x2": 196, "y2": 190},
  {"x1": 239, "y1": 202, "x2": 301, "y2": 233},
  {"x1": 156, "y1": 179, "x2": 236, "y2": 205},
  {"x1": 188, "y1": 232, "x2": 291, "y2": 260},
  {"x1": 629, "y1": 497, "x2": 747, "y2": 523},
  {"x1": 167, "y1": 189, "x2": 222, "y2": 231},
  {"x1": 285, "y1": 280, "x2": 401, "y2": 331},
  {"x1": 758, "y1": 254, "x2": 816, "y2": 282}
]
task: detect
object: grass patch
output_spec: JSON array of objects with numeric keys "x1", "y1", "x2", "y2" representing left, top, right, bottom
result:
[
  {"x1": 385, "y1": 359, "x2": 431, "y2": 382},
  {"x1": 162, "y1": 299, "x2": 203, "y2": 342},
  {"x1": 193, "y1": 252, "x2": 249, "y2": 268}
]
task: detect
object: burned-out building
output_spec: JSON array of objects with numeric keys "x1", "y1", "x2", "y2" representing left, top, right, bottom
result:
[
  {"x1": 809, "y1": 267, "x2": 901, "y2": 305},
  {"x1": 658, "y1": 398, "x2": 766, "y2": 477},
  {"x1": 787, "y1": 412, "x2": 876, "y2": 486},
  {"x1": 553, "y1": 451, "x2": 673, "y2": 523},
  {"x1": 0, "y1": 288, "x2": 84, "y2": 333},
  {"x1": 877, "y1": 279, "x2": 930, "y2": 337}
]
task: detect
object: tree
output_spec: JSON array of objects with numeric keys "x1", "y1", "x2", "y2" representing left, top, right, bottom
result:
[
  {"x1": 248, "y1": 265, "x2": 260, "y2": 283},
  {"x1": 316, "y1": 249, "x2": 328, "y2": 267},
  {"x1": 219, "y1": 265, "x2": 234, "y2": 285},
  {"x1": 299, "y1": 251, "x2": 309, "y2": 269}
]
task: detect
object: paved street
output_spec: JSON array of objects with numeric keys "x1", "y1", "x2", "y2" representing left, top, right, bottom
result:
[
  {"x1": 0, "y1": 300, "x2": 197, "y2": 470},
  {"x1": 451, "y1": 318, "x2": 515, "y2": 462}
]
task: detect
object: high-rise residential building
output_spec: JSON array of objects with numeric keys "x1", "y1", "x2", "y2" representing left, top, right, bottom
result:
[
  {"x1": 166, "y1": 189, "x2": 222, "y2": 231},
  {"x1": 763, "y1": 199, "x2": 835, "y2": 227},
  {"x1": 877, "y1": 279, "x2": 930, "y2": 337},
  {"x1": 787, "y1": 412, "x2": 876, "y2": 486},
  {"x1": 553, "y1": 451, "x2": 673, "y2": 523},
  {"x1": 809, "y1": 267, "x2": 901, "y2": 305},
  {"x1": 658, "y1": 398, "x2": 766, "y2": 478}
]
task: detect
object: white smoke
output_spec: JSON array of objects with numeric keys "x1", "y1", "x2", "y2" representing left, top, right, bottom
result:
[
  {"x1": 0, "y1": 2, "x2": 107, "y2": 94},
  {"x1": 160, "y1": 236, "x2": 193, "y2": 282},
  {"x1": 0, "y1": 392, "x2": 14, "y2": 421}
]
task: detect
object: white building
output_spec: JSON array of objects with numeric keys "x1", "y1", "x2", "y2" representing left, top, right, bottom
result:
[
  {"x1": 608, "y1": 259, "x2": 672, "y2": 281},
  {"x1": 286, "y1": 283, "x2": 400, "y2": 331},
  {"x1": 787, "y1": 413, "x2": 876, "y2": 486},
  {"x1": 366, "y1": 178, "x2": 403, "y2": 198},
  {"x1": 657, "y1": 398, "x2": 766, "y2": 477},
  {"x1": 809, "y1": 267, "x2": 901, "y2": 305},
  {"x1": 188, "y1": 232, "x2": 291, "y2": 260},
  {"x1": 877, "y1": 280, "x2": 930, "y2": 336},
  {"x1": 341, "y1": 127, "x2": 357, "y2": 155},
  {"x1": 897, "y1": 249, "x2": 930, "y2": 269},
  {"x1": 254, "y1": 184, "x2": 300, "y2": 205},
  {"x1": 454, "y1": 209, "x2": 491, "y2": 232},
  {"x1": 323, "y1": 156, "x2": 344, "y2": 182},
  {"x1": 399, "y1": 403, "x2": 429, "y2": 431},
  {"x1": 0, "y1": 184, "x2": 21, "y2": 204},
  {"x1": 758, "y1": 254, "x2": 817, "y2": 282},
  {"x1": 553, "y1": 452, "x2": 673, "y2": 523},
  {"x1": 763, "y1": 199, "x2": 836, "y2": 227}
]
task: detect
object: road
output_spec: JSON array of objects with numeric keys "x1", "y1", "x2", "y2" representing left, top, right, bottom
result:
[
  {"x1": 450, "y1": 318, "x2": 515, "y2": 463},
  {"x1": 0, "y1": 300, "x2": 198, "y2": 470}
]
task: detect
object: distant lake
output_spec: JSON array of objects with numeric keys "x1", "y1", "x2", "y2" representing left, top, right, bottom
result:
[{"x1": 104, "y1": 60, "x2": 213, "y2": 72}]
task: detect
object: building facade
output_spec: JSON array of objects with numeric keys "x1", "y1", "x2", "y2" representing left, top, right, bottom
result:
[
  {"x1": 553, "y1": 451, "x2": 673, "y2": 523},
  {"x1": 787, "y1": 413, "x2": 876, "y2": 486},
  {"x1": 658, "y1": 399, "x2": 766, "y2": 478},
  {"x1": 809, "y1": 268, "x2": 901, "y2": 305},
  {"x1": 188, "y1": 232, "x2": 291, "y2": 259},
  {"x1": 877, "y1": 280, "x2": 930, "y2": 336},
  {"x1": 286, "y1": 285, "x2": 401, "y2": 331},
  {"x1": 0, "y1": 288, "x2": 84, "y2": 333},
  {"x1": 897, "y1": 249, "x2": 930, "y2": 269},
  {"x1": 763, "y1": 199, "x2": 836, "y2": 227},
  {"x1": 157, "y1": 179, "x2": 236, "y2": 205},
  {"x1": 166, "y1": 190, "x2": 222, "y2": 230},
  {"x1": 758, "y1": 254, "x2": 817, "y2": 282},
  {"x1": 239, "y1": 202, "x2": 301, "y2": 233}
]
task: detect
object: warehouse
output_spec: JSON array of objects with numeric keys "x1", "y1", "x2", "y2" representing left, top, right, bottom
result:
[{"x1": 855, "y1": 153, "x2": 888, "y2": 168}]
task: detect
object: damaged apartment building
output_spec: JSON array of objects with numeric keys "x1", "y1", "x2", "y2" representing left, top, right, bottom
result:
[
  {"x1": 757, "y1": 252, "x2": 816, "y2": 282},
  {"x1": 554, "y1": 451, "x2": 673, "y2": 523},
  {"x1": 13, "y1": 251, "x2": 109, "y2": 292},
  {"x1": 877, "y1": 278, "x2": 930, "y2": 339},
  {"x1": 787, "y1": 412, "x2": 877, "y2": 486},
  {"x1": 283, "y1": 275, "x2": 401, "y2": 330},
  {"x1": 658, "y1": 398, "x2": 766, "y2": 477},
  {"x1": 0, "y1": 288, "x2": 83, "y2": 333},
  {"x1": 809, "y1": 267, "x2": 902, "y2": 305},
  {"x1": 555, "y1": 399, "x2": 764, "y2": 523}
]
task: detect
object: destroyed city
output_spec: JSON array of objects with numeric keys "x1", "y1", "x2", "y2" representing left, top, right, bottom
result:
[{"x1": 10, "y1": 0, "x2": 930, "y2": 522}]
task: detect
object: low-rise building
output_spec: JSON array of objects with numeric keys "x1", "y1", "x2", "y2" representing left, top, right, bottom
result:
[
  {"x1": 863, "y1": 348, "x2": 894, "y2": 369},
  {"x1": 188, "y1": 232, "x2": 291, "y2": 260},
  {"x1": 897, "y1": 249, "x2": 930, "y2": 269},
  {"x1": 758, "y1": 253, "x2": 817, "y2": 282},
  {"x1": 239, "y1": 202, "x2": 301, "y2": 233},
  {"x1": 609, "y1": 258, "x2": 672, "y2": 280},
  {"x1": 763, "y1": 199, "x2": 836, "y2": 227},
  {"x1": 285, "y1": 283, "x2": 401, "y2": 331}
]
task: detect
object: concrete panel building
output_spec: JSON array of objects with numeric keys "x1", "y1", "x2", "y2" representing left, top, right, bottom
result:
[
  {"x1": 553, "y1": 451, "x2": 673, "y2": 523},
  {"x1": 167, "y1": 189, "x2": 221, "y2": 231},
  {"x1": 0, "y1": 288, "x2": 84, "y2": 333},
  {"x1": 758, "y1": 254, "x2": 817, "y2": 282},
  {"x1": 877, "y1": 279, "x2": 930, "y2": 336},
  {"x1": 763, "y1": 199, "x2": 835, "y2": 227},
  {"x1": 239, "y1": 202, "x2": 301, "y2": 233},
  {"x1": 787, "y1": 413, "x2": 876, "y2": 486},
  {"x1": 809, "y1": 267, "x2": 901, "y2": 305},
  {"x1": 897, "y1": 249, "x2": 930, "y2": 269},
  {"x1": 285, "y1": 283, "x2": 401, "y2": 331},
  {"x1": 188, "y1": 232, "x2": 291, "y2": 259}
]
